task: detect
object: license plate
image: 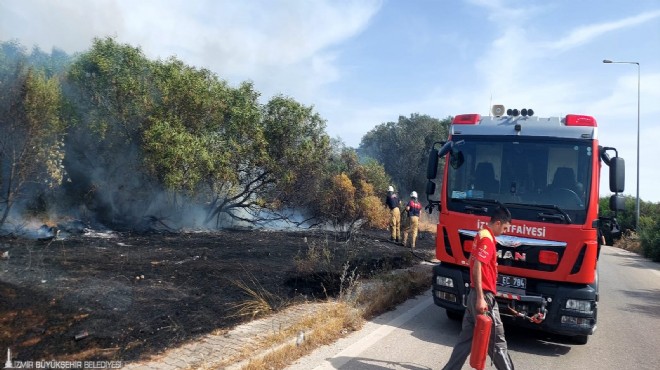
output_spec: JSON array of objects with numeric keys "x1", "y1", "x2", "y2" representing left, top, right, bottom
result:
[{"x1": 497, "y1": 274, "x2": 526, "y2": 289}]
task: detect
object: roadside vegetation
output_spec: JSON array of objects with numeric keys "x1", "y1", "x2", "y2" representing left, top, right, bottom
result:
[
  {"x1": 218, "y1": 239, "x2": 433, "y2": 370},
  {"x1": 215, "y1": 215, "x2": 437, "y2": 370},
  {"x1": 235, "y1": 264, "x2": 432, "y2": 370},
  {"x1": 599, "y1": 196, "x2": 660, "y2": 261},
  {"x1": 1, "y1": 38, "x2": 447, "y2": 236}
]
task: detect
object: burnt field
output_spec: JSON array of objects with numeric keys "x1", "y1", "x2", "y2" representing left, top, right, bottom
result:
[{"x1": 0, "y1": 228, "x2": 434, "y2": 362}]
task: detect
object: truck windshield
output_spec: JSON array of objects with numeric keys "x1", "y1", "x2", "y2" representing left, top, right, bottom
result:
[{"x1": 446, "y1": 136, "x2": 593, "y2": 225}]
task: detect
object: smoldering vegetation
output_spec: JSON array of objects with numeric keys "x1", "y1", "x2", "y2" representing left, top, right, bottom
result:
[{"x1": 0, "y1": 38, "x2": 393, "y2": 237}]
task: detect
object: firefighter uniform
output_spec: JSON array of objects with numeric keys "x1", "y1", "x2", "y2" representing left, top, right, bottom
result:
[
  {"x1": 386, "y1": 189, "x2": 401, "y2": 242},
  {"x1": 402, "y1": 193, "x2": 422, "y2": 249}
]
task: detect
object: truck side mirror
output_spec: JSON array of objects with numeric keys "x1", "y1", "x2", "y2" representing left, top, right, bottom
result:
[
  {"x1": 426, "y1": 180, "x2": 436, "y2": 196},
  {"x1": 609, "y1": 157, "x2": 625, "y2": 193},
  {"x1": 610, "y1": 194, "x2": 625, "y2": 212},
  {"x1": 427, "y1": 148, "x2": 439, "y2": 179}
]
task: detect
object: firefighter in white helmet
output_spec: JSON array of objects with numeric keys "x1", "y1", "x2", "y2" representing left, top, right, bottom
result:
[
  {"x1": 385, "y1": 185, "x2": 401, "y2": 242},
  {"x1": 402, "y1": 191, "x2": 422, "y2": 248}
]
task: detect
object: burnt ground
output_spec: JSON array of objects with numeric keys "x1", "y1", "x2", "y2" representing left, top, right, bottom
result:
[{"x1": 0, "y1": 228, "x2": 435, "y2": 363}]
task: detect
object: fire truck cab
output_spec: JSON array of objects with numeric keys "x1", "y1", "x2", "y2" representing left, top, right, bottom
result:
[{"x1": 425, "y1": 106, "x2": 625, "y2": 344}]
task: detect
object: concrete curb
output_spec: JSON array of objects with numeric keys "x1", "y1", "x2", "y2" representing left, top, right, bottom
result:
[{"x1": 120, "y1": 302, "x2": 333, "y2": 370}]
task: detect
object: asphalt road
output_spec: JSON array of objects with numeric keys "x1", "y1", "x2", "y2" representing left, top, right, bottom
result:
[{"x1": 286, "y1": 245, "x2": 660, "y2": 370}]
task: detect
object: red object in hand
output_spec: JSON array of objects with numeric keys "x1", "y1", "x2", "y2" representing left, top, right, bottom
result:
[{"x1": 470, "y1": 312, "x2": 492, "y2": 370}]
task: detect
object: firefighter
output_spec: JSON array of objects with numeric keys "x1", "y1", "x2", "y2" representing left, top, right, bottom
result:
[
  {"x1": 385, "y1": 186, "x2": 401, "y2": 242},
  {"x1": 442, "y1": 207, "x2": 515, "y2": 370},
  {"x1": 402, "y1": 191, "x2": 422, "y2": 249}
]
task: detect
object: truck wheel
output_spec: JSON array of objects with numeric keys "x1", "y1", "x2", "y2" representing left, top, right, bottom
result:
[
  {"x1": 446, "y1": 310, "x2": 464, "y2": 321},
  {"x1": 572, "y1": 335, "x2": 589, "y2": 345}
]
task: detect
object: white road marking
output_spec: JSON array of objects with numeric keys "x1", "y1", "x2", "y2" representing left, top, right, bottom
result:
[{"x1": 313, "y1": 296, "x2": 434, "y2": 370}]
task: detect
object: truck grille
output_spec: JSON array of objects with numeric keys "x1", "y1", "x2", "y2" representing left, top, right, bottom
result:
[{"x1": 459, "y1": 229, "x2": 566, "y2": 272}]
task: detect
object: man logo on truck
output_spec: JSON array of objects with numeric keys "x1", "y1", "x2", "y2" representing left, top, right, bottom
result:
[{"x1": 497, "y1": 250, "x2": 526, "y2": 262}]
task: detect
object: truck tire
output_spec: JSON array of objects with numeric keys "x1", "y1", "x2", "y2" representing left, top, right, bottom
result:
[{"x1": 446, "y1": 309, "x2": 464, "y2": 321}]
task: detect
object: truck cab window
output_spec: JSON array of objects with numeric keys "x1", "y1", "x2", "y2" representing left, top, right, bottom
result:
[{"x1": 447, "y1": 137, "x2": 592, "y2": 224}]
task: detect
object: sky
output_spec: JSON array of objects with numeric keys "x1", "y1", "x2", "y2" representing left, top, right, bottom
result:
[{"x1": 1, "y1": 0, "x2": 659, "y2": 202}]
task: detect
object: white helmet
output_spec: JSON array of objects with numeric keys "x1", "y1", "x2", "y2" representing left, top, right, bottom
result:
[
  {"x1": 410, "y1": 191, "x2": 418, "y2": 198},
  {"x1": 388, "y1": 186, "x2": 394, "y2": 192}
]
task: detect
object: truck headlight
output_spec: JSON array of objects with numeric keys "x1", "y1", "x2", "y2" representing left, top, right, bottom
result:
[
  {"x1": 566, "y1": 299, "x2": 593, "y2": 313},
  {"x1": 436, "y1": 276, "x2": 455, "y2": 288}
]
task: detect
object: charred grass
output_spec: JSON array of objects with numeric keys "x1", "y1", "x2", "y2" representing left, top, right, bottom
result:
[
  {"x1": 0, "y1": 228, "x2": 434, "y2": 364},
  {"x1": 222, "y1": 241, "x2": 433, "y2": 370}
]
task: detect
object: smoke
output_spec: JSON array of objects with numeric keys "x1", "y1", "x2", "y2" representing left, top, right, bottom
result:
[{"x1": 0, "y1": 41, "x2": 322, "y2": 236}]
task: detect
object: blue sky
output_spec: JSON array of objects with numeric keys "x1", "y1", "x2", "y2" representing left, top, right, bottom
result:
[{"x1": 1, "y1": 0, "x2": 659, "y2": 202}]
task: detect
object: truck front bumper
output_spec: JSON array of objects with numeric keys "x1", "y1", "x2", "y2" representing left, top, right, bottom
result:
[{"x1": 432, "y1": 263, "x2": 598, "y2": 337}]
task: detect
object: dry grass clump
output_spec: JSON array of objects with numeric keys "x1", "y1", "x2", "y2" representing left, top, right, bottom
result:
[
  {"x1": 227, "y1": 270, "x2": 284, "y2": 319},
  {"x1": 357, "y1": 264, "x2": 432, "y2": 319},
  {"x1": 614, "y1": 230, "x2": 642, "y2": 254},
  {"x1": 227, "y1": 263, "x2": 432, "y2": 370},
  {"x1": 239, "y1": 302, "x2": 362, "y2": 370},
  {"x1": 293, "y1": 239, "x2": 333, "y2": 275},
  {"x1": 417, "y1": 212, "x2": 438, "y2": 234}
]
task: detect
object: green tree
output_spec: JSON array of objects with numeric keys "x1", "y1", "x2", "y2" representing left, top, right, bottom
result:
[
  {"x1": 144, "y1": 57, "x2": 239, "y2": 195},
  {"x1": 0, "y1": 44, "x2": 66, "y2": 226},
  {"x1": 261, "y1": 95, "x2": 330, "y2": 206},
  {"x1": 319, "y1": 145, "x2": 390, "y2": 234},
  {"x1": 639, "y1": 215, "x2": 660, "y2": 262},
  {"x1": 359, "y1": 114, "x2": 451, "y2": 198},
  {"x1": 362, "y1": 158, "x2": 391, "y2": 200},
  {"x1": 65, "y1": 37, "x2": 157, "y2": 227}
]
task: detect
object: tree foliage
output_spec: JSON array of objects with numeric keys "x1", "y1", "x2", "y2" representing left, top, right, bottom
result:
[
  {"x1": 319, "y1": 144, "x2": 390, "y2": 234},
  {"x1": 639, "y1": 215, "x2": 660, "y2": 262},
  {"x1": 0, "y1": 43, "x2": 66, "y2": 225},
  {"x1": 64, "y1": 37, "x2": 158, "y2": 227},
  {"x1": 359, "y1": 113, "x2": 451, "y2": 198},
  {"x1": 599, "y1": 195, "x2": 660, "y2": 260},
  {"x1": 63, "y1": 38, "x2": 336, "y2": 228},
  {"x1": 0, "y1": 38, "x2": 404, "y2": 233}
]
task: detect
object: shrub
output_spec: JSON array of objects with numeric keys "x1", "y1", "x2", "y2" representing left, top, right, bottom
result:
[
  {"x1": 639, "y1": 216, "x2": 660, "y2": 262},
  {"x1": 360, "y1": 195, "x2": 389, "y2": 229}
]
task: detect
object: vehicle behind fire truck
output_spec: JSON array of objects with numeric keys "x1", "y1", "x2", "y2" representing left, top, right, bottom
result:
[{"x1": 425, "y1": 106, "x2": 625, "y2": 344}]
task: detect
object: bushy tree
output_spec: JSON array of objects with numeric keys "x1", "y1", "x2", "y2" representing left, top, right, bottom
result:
[
  {"x1": 320, "y1": 173, "x2": 358, "y2": 229},
  {"x1": 0, "y1": 42, "x2": 66, "y2": 226},
  {"x1": 639, "y1": 215, "x2": 660, "y2": 262},
  {"x1": 0, "y1": 38, "x2": 390, "y2": 232},
  {"x1": 318, "y1": 146, "x2": 390, "y2": 234},
  {"x1": 359, "y1": 114, "x2": 451, "y2": 198},
  {"x1": 259, "y1": 95, "x2": 330, "y2": 212},
  {"x1": 65, "y1": 37, "x2": 158, "y2": 227}
]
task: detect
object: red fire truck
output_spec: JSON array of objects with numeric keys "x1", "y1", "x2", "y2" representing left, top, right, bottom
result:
[{"x1": 425, "y1": 106, "x2": 625, "y2": 344}]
